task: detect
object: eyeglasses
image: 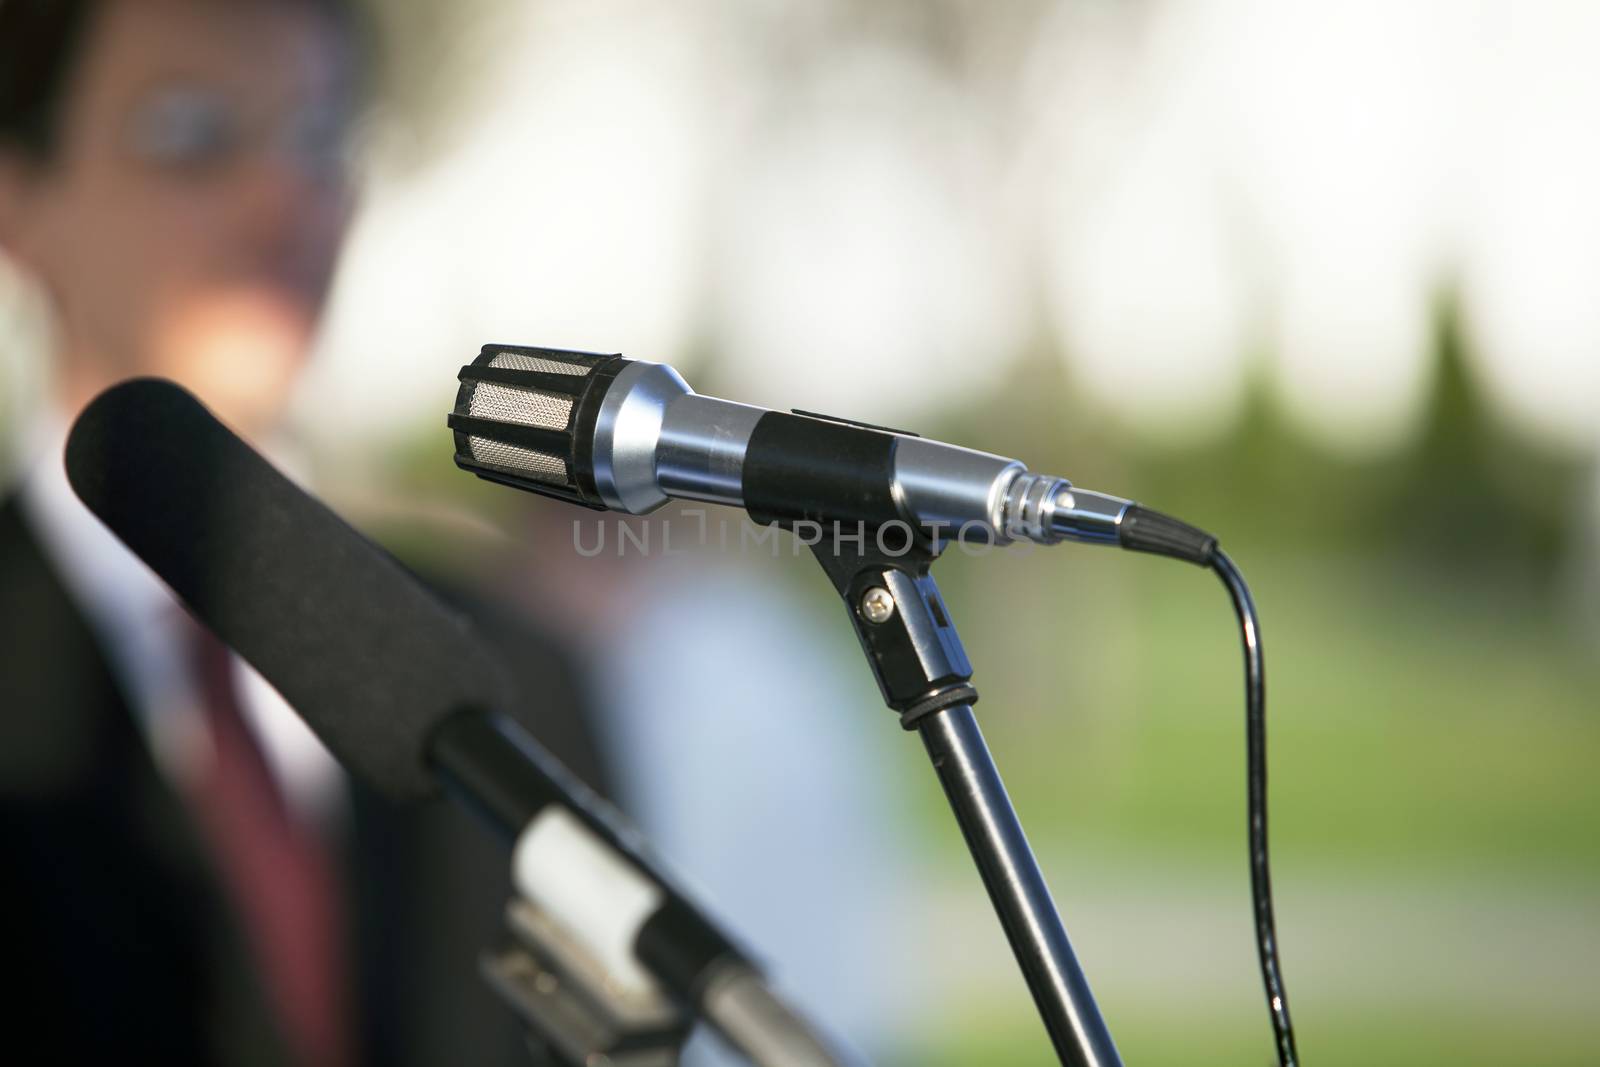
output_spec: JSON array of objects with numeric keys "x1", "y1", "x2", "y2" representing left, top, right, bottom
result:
[{"x1": 122, "y1": 83, "x2": 353, "y2": 179}]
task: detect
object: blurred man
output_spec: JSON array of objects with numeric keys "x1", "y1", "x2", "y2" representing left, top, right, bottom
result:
[{"x1": 0, "y1": 2, "x2": 603, "y2": 1063}]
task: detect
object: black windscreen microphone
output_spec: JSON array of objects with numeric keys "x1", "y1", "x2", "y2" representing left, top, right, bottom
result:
[
  {"x1": 65, "y1": 379, "x2": 849, "y2": 1067},
  {"x1": 68, "y1": 377, "x2": 492, "y2": 800},
  {"x1": 449, "y1": 343, "x2": 1216, "y2": 563}
]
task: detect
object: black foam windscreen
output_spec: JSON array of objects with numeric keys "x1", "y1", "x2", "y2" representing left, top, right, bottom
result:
[{"x1": 65, "y1": 378, "x2": 513, "y2": 801}]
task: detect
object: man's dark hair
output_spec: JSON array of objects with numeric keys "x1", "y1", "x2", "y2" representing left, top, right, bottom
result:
[
  {"x1": 0, "y1": 0, "x2": 369, "y2": 163},
  {"x1": 0, "y1": 1, "x2": 97, "y2": 159}
]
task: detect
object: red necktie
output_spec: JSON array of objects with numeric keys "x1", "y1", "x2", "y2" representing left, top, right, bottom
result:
[{"x1": 186, "y1": 627, "x2": 350, "y2": 1067}]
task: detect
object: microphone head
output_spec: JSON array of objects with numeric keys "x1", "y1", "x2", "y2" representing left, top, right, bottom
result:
[
  {"x1": 449, "y1": 344, "x2": 628, "y2": 509},
  {"x1": 66, "y1": 377, "x2": 515, "y2": 801}
]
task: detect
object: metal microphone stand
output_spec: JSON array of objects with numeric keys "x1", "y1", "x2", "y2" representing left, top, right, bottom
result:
[{"x1": 809, "y1": 536, "x2": 1122, "y2": 1067}]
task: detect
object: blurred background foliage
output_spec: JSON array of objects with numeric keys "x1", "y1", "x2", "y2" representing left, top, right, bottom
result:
[
  {"x1": 380, "y1": 296, "x2": 1600, "y2": 1066},
  {"x1": 332, "y1": 3, "x2": 1600, "y2": 1062}
]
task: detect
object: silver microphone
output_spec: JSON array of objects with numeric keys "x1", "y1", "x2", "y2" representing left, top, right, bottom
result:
[{"x1": 449, "y1": 343, "x2": 1213, "y2": 561}]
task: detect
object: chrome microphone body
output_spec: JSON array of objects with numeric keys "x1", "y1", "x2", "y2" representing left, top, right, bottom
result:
[
  {"x1": 589, "y1": 359, "x2": 1130, "y2": 545},
  {"x1": 450, "y1": 344, "x2": 1213, "y2": 562}
]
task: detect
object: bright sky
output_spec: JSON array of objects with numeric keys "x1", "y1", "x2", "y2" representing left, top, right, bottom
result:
[{"x1": 4, "y1": 1, "x2": 1597, "y2": 458}]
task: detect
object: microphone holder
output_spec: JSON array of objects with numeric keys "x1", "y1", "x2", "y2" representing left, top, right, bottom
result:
[
  {"x1": 808, "y1": 537, "x2": 1122, "y2": 1067},
  {"x1": 482, "y1": 897, "x2": 691, "y2": 1067}
]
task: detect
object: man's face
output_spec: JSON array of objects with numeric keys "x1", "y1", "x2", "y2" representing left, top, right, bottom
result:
[{"x1": 0, "y1": 0, "x2": 354, "y2": 433}]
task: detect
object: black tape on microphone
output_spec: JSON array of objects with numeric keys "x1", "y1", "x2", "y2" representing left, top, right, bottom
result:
[{"x1": 740, "y1": 411, "x2": 905, "y2": 532}]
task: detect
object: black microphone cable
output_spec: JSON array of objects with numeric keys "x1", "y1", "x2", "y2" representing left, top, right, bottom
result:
[
  {"x1": 1116, "y1": 507, "x2": 1299, "y2": 1065},
  {"x1": 1212, "y1": 547, "x2": 1298, "y2": 1067}
]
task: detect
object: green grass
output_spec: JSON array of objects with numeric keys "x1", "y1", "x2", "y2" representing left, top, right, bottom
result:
[
  {"x1": 865, "y1": 542, "x2": 1600, "y2": 1064},
  {"x1": 902, "y1": 1004, "x2": 1600, "y2": 1067},
  {"x1": 920, "y1": 544, "x2": 1600, "y2": 877}
]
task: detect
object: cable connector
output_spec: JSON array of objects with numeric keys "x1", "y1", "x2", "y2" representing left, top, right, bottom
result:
[{"x1": 1117, "y1": 504, "x2": 1217, "y2": 565}]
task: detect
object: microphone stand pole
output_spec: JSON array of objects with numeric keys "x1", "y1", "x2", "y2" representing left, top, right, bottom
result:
[{"x1": 809, "y1": 538, "x2": 1121, "y2": 1067}]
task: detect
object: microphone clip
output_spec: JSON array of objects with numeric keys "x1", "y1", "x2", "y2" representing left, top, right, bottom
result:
[{"x1": 807, "y1": 537, "x2": 977, "y2": 731}]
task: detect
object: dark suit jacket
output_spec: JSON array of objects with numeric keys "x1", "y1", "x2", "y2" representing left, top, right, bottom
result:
[{"x1": 0, "y1": 494, "x2": 609, "y2": 1065}]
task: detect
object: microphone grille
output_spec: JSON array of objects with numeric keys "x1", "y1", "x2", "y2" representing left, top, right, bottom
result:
[
  {"x1": 450, "y1": 344, "x2": 628, "y2": 509},
  {"x1": 480, "y1": 350, "x2": 592, "y2": 377},
  {"x1": 466, "y1": 380, "x2": 573, "y2": 437},
  {"x1": 462, "y1": 435, "x2": 569, "y2": 485}
]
